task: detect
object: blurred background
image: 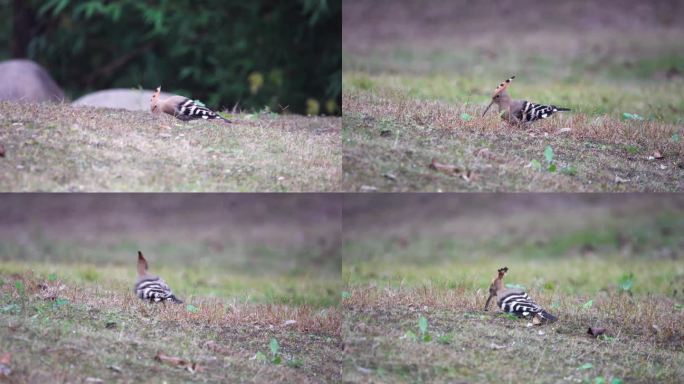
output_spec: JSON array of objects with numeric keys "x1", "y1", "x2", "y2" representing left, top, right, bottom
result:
[
  {"x1": 0, "y1": 194, "x2": 341, "y2": 307},
  {"x1": 343, "y1": 0, "x2": 684, "y2": 122},
  {"x1": 343, "y1": 194, "x2": 684, "y2": 295},
  {"x1": 0, "y1": 0, "x2": 341, "y2": 115}
]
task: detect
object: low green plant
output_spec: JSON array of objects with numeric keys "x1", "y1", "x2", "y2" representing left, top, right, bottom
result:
[
  {"x1": 15, "y1": 281, "x2": 25, "y2": 296},
  {"x1": 418, "y1": 315, "x2": 431, "y2": 342},
  {"x1": 436, "y1": 332, "x2": 454, "y2": 345},
  {"x1": 269, "y1": 338, "x2": 282, "y2": 364},
  {"x1": 618, "y1": 273, "x2": 634, "y2": 294},
  {"x1": 286, "y1": 358, "x2": 304, "y2": 368},
  {"x1": 544, "y1": 146, "x2": 556, "y2": 172}
]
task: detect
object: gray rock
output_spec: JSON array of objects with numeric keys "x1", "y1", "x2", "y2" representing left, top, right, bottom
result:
[
  {"x1": 0, "y1": 59, "x2": 65, "y2": 103},
  {"x1": 72, "y1": 89, "x2": 174, "y2": 111}
]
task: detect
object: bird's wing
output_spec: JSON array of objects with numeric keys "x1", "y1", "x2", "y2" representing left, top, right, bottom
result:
[
  {"x1": 498, "y1": 290, "x2": 543, "y2": 315},
  {"x1": 159, "y1": 95, "x2": 229, "y2": 121},
  {"x1": 522, "y1": 102, "x2": 568, "y2": 122}
]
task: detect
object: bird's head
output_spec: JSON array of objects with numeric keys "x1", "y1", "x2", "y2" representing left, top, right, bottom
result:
[
  {"x1": 482, "y1": 75, "x2": 515, "y2": 117},
  {"x1": 489, "y1": 266, "x2": 508, "y2": 293},
  {"x1": 497, "y1": 266, "x2": 508, "y2": 278},
  {"x1": 150, "y1": 86, "x2": 161, "y2": 113},
  {"x1": 137, "y1": 251, "x2": 149, "y2": 277},
  {"x1": 485, "y1": 266, "x2": 509, "y2": 310}
]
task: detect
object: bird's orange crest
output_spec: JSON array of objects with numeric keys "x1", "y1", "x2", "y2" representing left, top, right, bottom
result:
[
  {"x1": 150, "y1": 86, "x2": 161, "y2": 112},
  {"x1": 493, "y1": 76, "x2": 515, "y2": 96},
  {"x1": 137, "y1": 251, "x2": 149, "y2": 276}
]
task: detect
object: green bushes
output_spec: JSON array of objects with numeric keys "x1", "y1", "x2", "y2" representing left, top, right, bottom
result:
[{"x1": 3, "y1": 0, "x2": 341, "y2": 115}]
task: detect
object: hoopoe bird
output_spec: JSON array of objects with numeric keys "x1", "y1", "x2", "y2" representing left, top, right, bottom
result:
[
  {"x1": 482, "y1": 76, "x2": 571, "y2": 125},
  {"x1": 484, "y1": 267, "x2": 557, "y2": 323},
  {"x1": 150, "y1": 86, "x2": 231, "y2": 122},
  {"x1": 134, "y1": 251, "x2": 183, "y2": 304}
]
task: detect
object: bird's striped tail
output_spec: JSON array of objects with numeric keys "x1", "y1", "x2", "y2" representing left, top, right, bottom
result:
[{"x1": 538, "y1": 309, "x2": 558, "y2": 323}]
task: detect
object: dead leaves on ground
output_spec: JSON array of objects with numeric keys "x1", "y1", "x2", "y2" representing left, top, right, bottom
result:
[
  {"x1": 154, "y1": 352, "x2": 203, "y2": 373},
  {"x1": 0, "y1": 352, "x2": 11, "y2": 378},
  {"x1": 429, "y1": 158, "x2": 474, "y2": 181}
]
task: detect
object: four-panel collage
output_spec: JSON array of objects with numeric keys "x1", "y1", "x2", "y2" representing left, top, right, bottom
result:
[{"x1": 1, "y1": 0, "x2": 683, "y2": 383}]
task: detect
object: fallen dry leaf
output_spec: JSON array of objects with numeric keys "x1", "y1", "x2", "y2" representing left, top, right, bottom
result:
[
  {"x1": 587, "y1": 327, "x2": 607, "y2": 338},
  {"x1": 0, "y1": 352, "x2": 11, "y2": 377},
  {"x1": 429, "y1": 158, "x2": 462, "y2": 175},
  {"x1": 614, "y1": 175, "x2": 630, "y2": 184},
  {"x1": 282, "y1": 319, "x2": 297, "y2": 327},
  {"x1": 154, "y1": 352, "x2": 203, "y2": 373},
  {"x1": 155, "y1": 352, "x2": 185, "y2": 366},
  {"x1": 653, "y1": 151, "x2": 663, "y2": 159}
]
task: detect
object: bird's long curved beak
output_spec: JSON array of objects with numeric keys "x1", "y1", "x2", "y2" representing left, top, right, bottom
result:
[{"x1": 482, "y1": 100, "x2": 494, "y2": 117}]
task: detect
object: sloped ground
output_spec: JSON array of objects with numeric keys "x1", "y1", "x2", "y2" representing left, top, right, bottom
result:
[{"x1": 0, "y1": 102, "x2": 340, "y2": 192}]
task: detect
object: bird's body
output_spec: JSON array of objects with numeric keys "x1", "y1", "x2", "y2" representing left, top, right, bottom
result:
[
  {"x1": 134, "y1": 251, "x2": 183, "y2": 304},
  {"x1": 485, "y1": 267, "x2": 557, "y2": 323},
  {"x1": 150, "y1": 86, "x2": 230, "y2": 123},
  {"x1": 482, "y1": 76, "x2": 570, "y2": 125}
]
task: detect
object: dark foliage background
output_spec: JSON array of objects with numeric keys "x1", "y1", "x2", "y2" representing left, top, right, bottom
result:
[{"x1": 1, "y1": 0, "x2": 341, "y2": 115}]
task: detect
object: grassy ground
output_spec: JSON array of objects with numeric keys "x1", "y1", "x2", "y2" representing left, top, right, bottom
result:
[
  {"x1": 342, "y1": 195, "x2": 684, "y2": 383},
  {"x1": 0, "y1": 195, "x2": 342, "y2": 382},
  {"x1": 0, "y1": 272, "x2": 341, "y2": 383},
  {"x1": 0, "y1": 102, "x2": 340, "y2": 192},
  {"x1": 342, "y1": 1, "x2": 684, "y2": 192}
]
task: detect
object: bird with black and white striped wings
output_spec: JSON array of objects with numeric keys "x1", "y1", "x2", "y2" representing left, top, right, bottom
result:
[
  {"x1": 484, "y1": 267, "x2": 557, "y2": 323},
  {"x1": 134, "y1": 251, "x2": 183, "y2": 304},
  {"x1": 482, "y1": 75, "x2": 570, "y2": 125},
  {"x1": 150, "y1": 86, "x2": 231, "y2": 123}
]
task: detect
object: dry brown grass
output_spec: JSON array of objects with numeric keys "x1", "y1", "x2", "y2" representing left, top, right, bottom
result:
[
  {"x1": 344, "y1": 284, "x2": 683, "y2": 347},
  {"x1": 343, "y1": 284, "x2": 684, "y2": 383},
  {"x1": 1, "y1": 272, "x2": 341, "y2": 383},
  {"x1": 0, "y1": 101, "x2": 340, "y2": 192},
  {"x1": 20, "y1": 277, "x2": 342, "y2": 337},
  {"x1": 345, "y1": 88, "x2": 684, "y2": 156},
  {"x1": 342, "y1": 0, "x2": 684, "y2": 192},
  {"x1": 343, "y1": 88, "x2": 684, "y2": 191}
]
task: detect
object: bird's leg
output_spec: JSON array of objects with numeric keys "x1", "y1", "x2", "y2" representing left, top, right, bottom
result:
[{"x1": 484, "y1": 292, "x2": 495, "y2": 311}]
